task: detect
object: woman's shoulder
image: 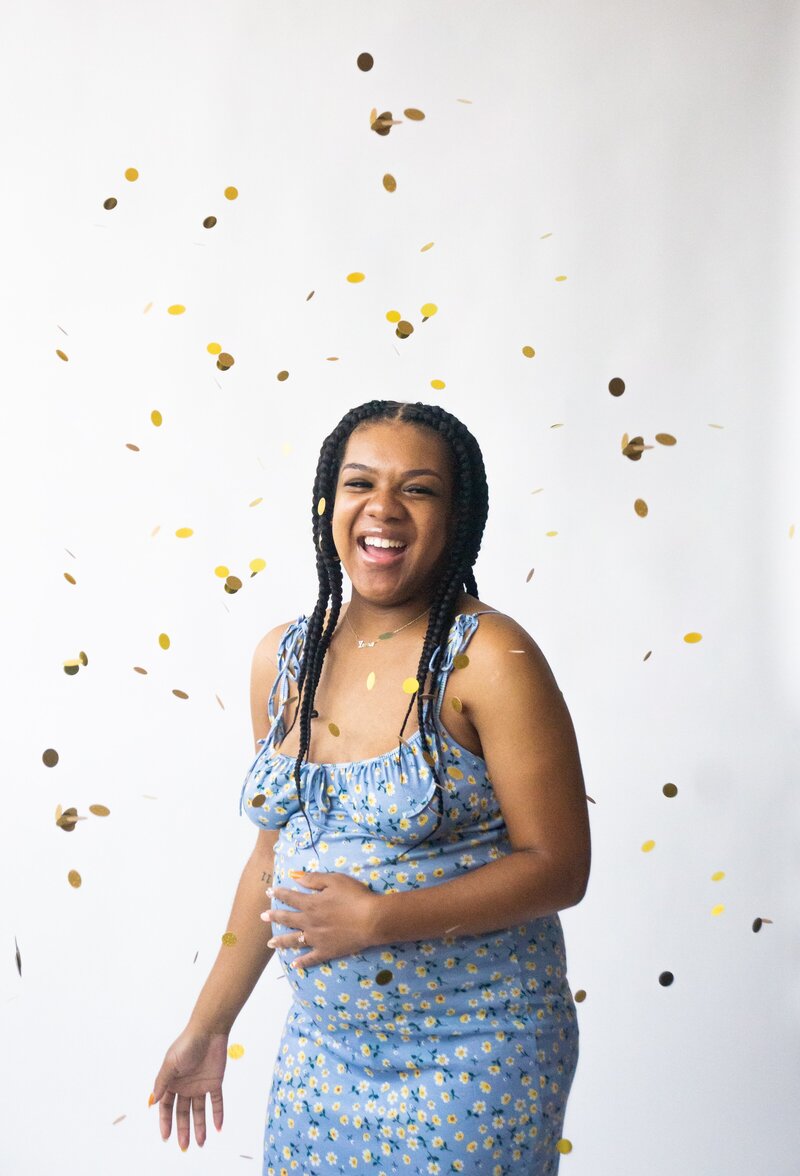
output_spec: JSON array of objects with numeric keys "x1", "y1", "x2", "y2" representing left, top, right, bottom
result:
[{"x1": 253, "y1": 613, "x2": 306, "y2": 674}]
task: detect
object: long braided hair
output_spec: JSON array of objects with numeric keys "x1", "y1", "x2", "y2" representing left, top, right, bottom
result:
[{"x1": 283, "y1": 399, "x2": 489, "y2": 859}]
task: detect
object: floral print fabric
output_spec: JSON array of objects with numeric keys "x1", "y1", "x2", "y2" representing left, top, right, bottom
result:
[{"x1": 239, "y1": 612, "x2": 579, "y2": 1174}]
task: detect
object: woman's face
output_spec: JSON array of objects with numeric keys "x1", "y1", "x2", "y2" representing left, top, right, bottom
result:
[{"x1": 330, "y1": 420, "x2": 455, "y2": 607}]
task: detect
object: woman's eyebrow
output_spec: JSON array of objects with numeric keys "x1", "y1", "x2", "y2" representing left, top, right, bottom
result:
[{"x1": 341, "y1": 463, "x2": 443, "y2": 481}]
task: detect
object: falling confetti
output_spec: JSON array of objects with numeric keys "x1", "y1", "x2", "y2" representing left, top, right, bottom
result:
[
  {"x1": 421, "y1": 242, "x2": 434, "y2": 252},
  {"x1": 522, "y1": 345, "x2": 535, "y2": 358},
  {"x1": 574, "y1": 990, "x2": 586, "y2": 1003},
  {"x1": 404, "y1": 108, "x2": 425, "y2": 120},
  {"x1": 221, "y1": 933, "x2": 238, "y2": 946},
  {"x1": 224, "y1": 186, "x2": 238, "y2": 200},
  {"x1": 711, "y1": 871, "x2": 725, "y2": 882},
  {"x1": 42, "y1": 748, "x2": 59, "y2": 767},
  {"x1": 328, "y1": 722, "x2": 340, "y2": 737},
  {"x1": 103, "y1": 197, "x2": 118, "y2": 210},
  {"x1": 375, "y1": 969, "x2": 393, "y2": 985},
  {"x1": 277, "y1": 370, "x2": 289, "y2": 381},
  {"x1": 67, "y1": 870, "x2": 82, "y2": 889},
  {"x1": 383, "y1": 174, "x2": 397, "y2": 192},
  {"x1": 151, "y1": 409, "x2": 162, "y2": 426},
  {"x1": 711, "y1": 904, "x2": 725, "y2": 916},
  {"x1": 453, "y1": 654, "x2": 469, "y2": 669},
  {"x1": 556, "y1": 1139, "x2": 573, "y2": 1154},
  {"x1": 420, "y1": 303, "x2": 437, "y2": 317},
  {"x1": 172, "y1": 689, "x2": 189, "y2": 700},
  {"x1": 55, "y1": 349, "x2": 68, "y2": 361},
  {"x1": 662, "y1": 783, "x2": 678, "y2": 798},
  {"x1": 396, "y1": 320, "x2": 414, "y2": 338},
  {"x1": 15, "y1": 937, "x2": 22, "y2": 977},
  {"x1": 317, "y1": 497, "x2": 326, "y2": 515},
  {"x1": 202, "y1": 216, "x2": 217, "y2": 229},
  {"x1": 356, "y1": 52, "x2": 374, "y2": 71},
  {"x1": 526, "y1": 568, "x2": 535, "y2": 583},
  {"x1": 683, "y1": 632, "x2": 703, "y2": 644},
  {"x1": 89, "y1": 804, "x2": 110, "y2": 817},
  {"x1": 641, "y1": 840, "x2": 656, "y2": 853},
  {"x1": 216, "y1": 353, "x2": 235, "y2": 371},
  {"x1": 366, "y1": 672, "x2": 376, "y2": 690},
  {"x1": 430, "y1": 379, "x2": 445, "y2": 390},
  {"x1": 608, "y1": 377, "x2": 625, "y2": 397},
  {"x1": 658, "y1": 971, "x2": 674, "y2": 987},
  {"x1": 158, "y1": 633, "x2": 170, "y2": 650},
  {"x1": 450, "y1": 696, "x2": 463, "y2": 713},
  {"x1": 402, "y1": 677, "x2": 420, "y2": 695},
  {"x1": 124, "y1": 167, "x2": 138, "y2": 181},
  {"x1": 347, "y1": 272, "x2": 365, "y2": 283},
  {"x1": 167, "y1": 305, "x2": 186, "y2": 315},
  {"x1": 655, "y1": 433, "x2": 677, "y2": 446},
  {"x1": 386, "y1": 310, "x2": 401, "y2": 322},
  {"x1": 227, "y1": 1043, "x2": 245, "y2": 1059},
  {"x1": 634, "y1": 499, "x2": 648, "y2": 517}
]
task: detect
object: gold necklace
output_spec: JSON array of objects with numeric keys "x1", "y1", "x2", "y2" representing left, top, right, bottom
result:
[{"x1": 344, "y1": 605, "x2": 432, "y2": 648}]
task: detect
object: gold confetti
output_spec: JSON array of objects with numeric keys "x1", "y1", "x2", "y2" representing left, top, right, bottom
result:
[
  {"x1": 683, "y1": 632, "x2": 703, "y2": 644},
  {"x1": 420, "y1": 303, "x2": 437, "y2": 317},
  {"x1": 167, "y1": 305, "x2": 186, "y2": 315},
  {"x1": 446, "y1": 765, "x2": 464, "y2": 780},
  {"x1": 151, "y1": 410, "x2": 162, "y2": 426},
  {"x1": 421, "y1": 241, "x2": 434, "y2": 251},
  {"x1": 356, "y1": 52, "x2": 373, "y2": 71},
  {"x1": 526, "y1": 568, "x2": 535, "y2": 583},
  {"x1": 158, "y1": 633, "x2": 170, "y2": 650},
  {"x1": 386, "y1": 310, "x2": 402, "y2": 322},
  {"x1": 375, "y1": 969, "x2": 393, "y2": 984},
  {"x1": 124, "y1": 167, "x2": 138, "y2": 181},
  {"x1": 402, "y1": 677, "x2": 420, "y2": 694},
  {"x1": 217, "y1": 352, "x2": 235, "y2": 371},
  {"x1": 641, "y1": 839, "x2": 655, "y2": 853},
  {"x1": 404, "y1": 108, "x2": 425, "y2": 120},
  {"x1": 422, "y1": 750, "x2": 436, "y2": 767},
  {"x1": 450, "y1": 696, "x2": 462, "y2": 713},
  {"x1": 89, "y1": 804, "x2": 110, "y2": 817},
  {"x1": 67, "y1": 869, "x2": 82, "y2": 888},
  {"x1": 711, "y1": 871, "x2": 725, "y2": 882},
  {"x1": 554, "y1": 275, "x2": 568, "y2": 282},
  {"x1": 430, "y1": 379, "x2": 445, "y2": 390},
  {"x1": 306, "y1": 290, "x2": 314, "y2": 300},
  {"x1": 634, "y1": 499, "x2": 648, "y2": 518},
  {"x1": 789, "y1": 523, "x2": 795, "y2": 539},
  {"x1": 396, "y1": 320, "x2": 414, "y2": 338},
  {"x1": 662, "y1": 783, "x2": 678, "y2": 798},
  {"x1": 608, "y1": 377, "x2": 625, "y2": 397},
  {"x1": 522, "y1": 345, "x2": 535, "y2": 358},
  {"x1": 227, "y1": 1043, "x2": 245, "y2": 1059},
  {"x1": 224, "y1": 186, "x2": 238, "y2": 200},
  {"x1": 574, "y1": 989, "x2": 586, "y2": 1003},
  {"x1": 63, "y1": 658, "x2": 81, "y2": 676},
  {"x1": 328, "y1": 722, "x2": 340, "y2": 737},
  {"x1": 655, "y1": 433, "x2": 677, "y2": 445},
  {"x1": 172, "y1": 689, "x2": 189, "y2": 699},
  {"x1": 215, "y1": 566, "x2": 230, "y2": 578},
  {"x1": 370, "y1": 111, "x2": 396, "y2": 135},
  {"x1": 711, "y1": 904, "x2": 725, "y2": 916},
  {"x1": 55, "y1": 349, "x2": 68, "y2": 361},
  {"x1": 202, "y1": 216, "x2": 217, "y2": 229},
  {"x1": 317, "y1": 497, "x2": 326, "y2": 515},
  {"x1": 207, "y1": 342, "x2": 222, "y2": 354},
  {"x1": 452, "y1": 653, "x2": 469, "y2": 670},
  {"x1": 43, "y1": 748, "x2": 59, "y2": 767},
  {"x1": 222, "y1": 932, "x2": 237, "y2": 946},
  {"x1": 326, "y1": 356, "x2": 339, "y2": 361},
  {"x1": 366, "y1": 672, "x2": 376, "y2": 690},
  {"x1": 64, "y1": 572, "x2": 76, "y2": 585},
  {"x1": 103, "y1": 196, "x2": 117, "y2": 210},
  {"x1": 249, "y1": 558, "x2": 266, "y2": 574},
  {"x1": 347, "y1": 272, "x2": 365, "y2": 283},
  {"x1": 383, "y1": 174, "x2": 397, "y2": 192},
  {"x1": 56, "y1": 807, "x2": 79, "y2": 832},
  {"x1": 556, "y1": 1139, "x2": 573, "y2": 1154}
]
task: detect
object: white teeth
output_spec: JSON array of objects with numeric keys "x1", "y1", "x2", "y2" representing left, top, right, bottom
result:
[{"x1": 363, "y1": 536, "x2": 406, "y2": 549}]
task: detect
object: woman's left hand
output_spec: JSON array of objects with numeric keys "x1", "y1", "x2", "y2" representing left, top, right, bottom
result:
[{"x1": 263, "y1": 871, "x2": 382, "y2": 970}]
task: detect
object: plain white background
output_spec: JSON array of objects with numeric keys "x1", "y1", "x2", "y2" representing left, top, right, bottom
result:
[{"x1": 2, "y1": 2, "x2": 799, "y2": 1173}]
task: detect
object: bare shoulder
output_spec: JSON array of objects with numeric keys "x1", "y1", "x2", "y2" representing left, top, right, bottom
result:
[
  {"x1": 249, "y1": 615, "x2": 301, "y2": 749},
  {"x1": 252, "y1": 616, "x2": 300, "y2": 673},
  {"x1": 464, "y1": 607, "x2": 562, "y2": 699}
]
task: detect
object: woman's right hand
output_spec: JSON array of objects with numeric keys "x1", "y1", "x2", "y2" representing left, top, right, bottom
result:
[{"x1": 150, "y1": 1025, "x2": 230, "y2": 1149}]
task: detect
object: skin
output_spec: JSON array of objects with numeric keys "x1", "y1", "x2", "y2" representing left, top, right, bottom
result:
[{"x1": 262, "y1": 418, "x2": 591, "y2": 968}]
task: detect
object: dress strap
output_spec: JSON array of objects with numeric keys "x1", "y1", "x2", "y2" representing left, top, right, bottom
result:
[
  {"x1": 428, "y1": 611, "x2": 503, "y2": 726},
  {"x1": 264, "y1": 614, "x2": 307, "y2": 748}
]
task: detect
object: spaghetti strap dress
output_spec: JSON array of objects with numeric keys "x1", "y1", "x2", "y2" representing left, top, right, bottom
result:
[{"x1": 239, "y1": 610, "x2": 579, "y2": 1175}]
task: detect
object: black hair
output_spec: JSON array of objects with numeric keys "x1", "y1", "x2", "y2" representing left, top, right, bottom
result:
[{"x1": 283, "y1": 399, "x2": 489, "y2": 859}]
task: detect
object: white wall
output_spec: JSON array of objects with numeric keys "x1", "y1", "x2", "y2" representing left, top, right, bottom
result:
[{"x1": 2, "y1": 2, "x2": 799, "y2": 1173}]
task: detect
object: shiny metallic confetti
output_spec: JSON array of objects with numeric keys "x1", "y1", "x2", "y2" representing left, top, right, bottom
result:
[
  {"x1": 402, "y1": 677, "x2": 420, "y2": 694},
  {"x1": 452, "y1": 653, "x2": 469, "y2": 670},
  {"x1": 641, "y1": 840, "x2": 655, "y2": 853},
  {"x1": 386, "y1": 309, "x2": 401, "y2": 322},
  {"x1": 608, "y1": 377, "x2": 625, "y2": 397},
  {"x1": 375, "y1": 969, "x2": 393, "y2": 985},
  {"x1": 151, "y1": 409, "x2": 162, "y2": 426},
  {"x1": 56, "y1": 806, "x2": 79, "y2": 832},
  {"x1": 227, "y1": 1043, "x2": 245, "y2": 1059},
  {"x1": 167, "y1": 305, "x2": 186, "y2": 315},
  {"x1": 634, "y1": 499, "x2": 648, "y2": 517},
  {"x1": 63, "y1": 572, "x2": 76, "y2": 585},
  {"x1": 172, "y1": 689, "x2": 189, "y2": 700},
  {"x1": 42, "y1": 748, "x2": 59, "y2": 767},
  {"x1": 430, "y1": 379, "x2": 445, "y2": 390},
  {"x1": 621, "y1": 435, "x2": 651, "y2": 461},
  {"x1": 404, "y1": 108, "x2": 425, "y2": 120},
  {"x1": 658, "y1": 971, "x2": 674, "y2": 986},
  {"x1": 421, "y1": 241, "x2": 434, "y2": 252},
  {"x1": 224, "y1": 186, "x2": 238, "y2": 200},
  {"x1": 383, "y1": 174, "x2": 397, "y2": 192},
  {"x1": 662, "y1": 783, "x2": 678, "y2": 798},
  {"x1": 175, "y1": 527, "x2": 193, "y2": 540},
  {"x1": 356, "y1": 52, "x2": 374, "y2": 71},
  {"x1": 683, "y1": 632, "x2": 703, "y2": 644},
  {"x1": 522, "y1": 345, "x2": 535, "y2": 358},
  {"x1": 574, "y1": 989, "x2": 586, "y2": 1003},
  {"x1": 526, "y1": 568, "x2": 535, "y2": 583},
  {"x1": 216, "y1": 352, "x2": 235, "y2": 371},
  {"x1": 55, "y1": 349, "x2": 68, "y2": 361},
  {"x1": 89, "y1": 804, "x2": 110, "y2": 817},
  {"x1": 317, "y1": 497, "x2": 326, "y2": 515},
  {"x1": 347, "y1": 272, "x2": 365, "y2": 283},
  {"x1": 158, "y1": 633, "x2": 170, "y2": 650},
  {"x1": 420, "y1": 303, "x2": 437, "y2": 317},
  {"x1": 711, "y1": 871, "x2": 725, "y2": 882},
  {"x1": 67, "y1": 870, "x2": 82, "y2": 888},
  {"x1": 328, "y1": 722, "x2": 340, "y2": 737},
  {"x1": 711, "y1": 904, "x2": 725, "y2": 916},
  {"x1": 221, "y1": 933, "x2": 238, "y2": 946},
  {"x1": 277, "y1": 370, "x2": 289, "y2": 381},
  {"x1": 103, "y1": 197, "x2": 118, "y2": 210},
  {"x1": 655, "y1": 433, "x2": 677, "y2": 446},
  {"x1": 556, "y1": 1139, "x2": 573, "y2": 1155},
  {"x1": 370, "y1": 111, "x2": 397, "y2": 135},
  {"x1": 202, "y1": 215, "x2": 217, "y2": 229},
  {"x1": 396, "y1": 320, "x2": 414, "y2": 339},
  {"x1": 450, "y1": 696, "x2": 463, "y2": 713},
  {"x1": 124, "y1": 167, "x2": 138, "y2": 181}
]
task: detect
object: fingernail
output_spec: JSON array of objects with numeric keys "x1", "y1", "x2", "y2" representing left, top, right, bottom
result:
[
  {"x1": 180, "y1": 1144, "x2": 188, "y2": 1152},
  {"x1": 148, "y1": 1092, "x2": 156, "y2": 1107},
  {"x1": 265, "y1": 886, "x2": 273, "y2": 897},
  {"x1": 288, "y1": 870, "x2": 304, "y2": 879},
  {"x1": 260, "y1": 911, "x2": 270, "y2": 921},
  {"x1": 267, "y1": 938, "x2": 277, "y2": 947}
]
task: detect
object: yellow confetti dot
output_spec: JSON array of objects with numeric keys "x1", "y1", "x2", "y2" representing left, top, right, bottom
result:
[
  {"x1": 711, "y1": 904, "x2": 725, "y2": 916},
  {"x1": 386, "y1": 310, "x2": 402, "y2": 323},
  {"x1": 383, "y1": 174, "x2": 397, "y2": 192},
  {"x1": 167, "y1": 305, "x2": 186, "y2": 315},
  {"x1": 88, "y1": 804, "x2": 110, "y2": 817},
  {"x1": 421, "y1": 242, "x2": 434, "y2": 252},
  {"x1": 556, "y1": 1139, "x2": 573, "y2": 1154},
  {"x1": 67, "y1": 869, "x2": 82, "y2": 888},
  {"x1": 227, "y1": 1043, "x2": 245, "y2": 1059},
  {"x1": 158, "y1": 633, "x2": 170, "y2": 650},
  {"x1": 215, "y1": 566, "x2": 229, "y2": 578},
  {"x1": 207, "y1": 342, "x2": 222, "y2": 354},
  {"x1": 452, "y1": 653, "x2": 469, "y2": 670},
  {"x1": 221, "y1": 932, "x2": 237, "y2": 946},
  {"x1": 249, "y1": 558, "x2": 266, "y2": 574},
  {"x1": 328, "y1": 722, "x2": 340, "y2": 737},
  {"x1": 151, "y1": 409, "x2": 162, "y2": 426},
  {"x1": 277, "y1": 370, "x2": 289, "y2": 381},
  {"x1": 634, "y1": 498, "x2": 649, "y2": 518},
  {"x1": 420, "y1": 303, "x2": 438, "y2": 317},
  {"x1": 430, "y1": 379, "x2": 446, "y2": 390},
  {"x1": 522, "y1": 345, "x2": 535, "y2": 358},
  {"x1": 55, "y1": 349, "x2": 68, "y2": 361},
  {"x1": 366, "y1": 672, "x2": 376, "y2": 690},
  {"x1": 555, "y1": 275, "x2": 568, "y2": 282},
  {"x1": 317, "y1": 497, "x2": 326, "y2": 515},
  {"x1": 711, "y1": 870, "x2": 725, "y2": 882},
  {"x1": 124, "y1": 167, "x2": 139, "y2": 181},
  {"x1": 446, "y1": 765, "x2": 464, "y2": 780},
  {"x1": 224, "y1": 186, "x2": 238, "y2": 200},
  {"x1": 450, "y1": 696, "x2": 462, "y2": 712},
  {"x1": 347, "y1": 272, "x2": 365, "y2": 283},
  {"x1": 574, "y1": 989, "x2": 586, "y2": 1003},
  {"x1": 641, "y1": 839, "x2": 655, "y2": 853},
  {"x1": 684, "y1": 632, "x2": 703, "y2": 643},
  {"x1": 175, "y1": 527, "x2": 193, "y2": 538},
  {"x1": 402, "y1": 676, "x2": 420, "y2": 695}
]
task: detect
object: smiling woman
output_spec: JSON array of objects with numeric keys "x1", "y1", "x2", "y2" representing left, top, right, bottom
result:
[{"x1": 151, "y1": 399, "x2": 590, "y2": 1176}]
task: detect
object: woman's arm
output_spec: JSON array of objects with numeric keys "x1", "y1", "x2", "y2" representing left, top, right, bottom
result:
[{"x1": 268, "y1": 614, "x2": 591, "y2": 967}]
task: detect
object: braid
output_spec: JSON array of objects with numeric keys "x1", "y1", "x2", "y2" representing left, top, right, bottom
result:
[{"x1": 282, "y1": 399, "x2": 489, "y2": 859}]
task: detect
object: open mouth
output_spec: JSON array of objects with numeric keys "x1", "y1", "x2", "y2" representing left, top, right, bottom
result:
[{"x1": 357, "y1": 537, "x2": 409, "y2": 564}]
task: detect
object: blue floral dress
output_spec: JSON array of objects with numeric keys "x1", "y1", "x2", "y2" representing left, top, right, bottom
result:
[{"x1": 239, "y1": 611, "x2": 579, "y2": 1175}]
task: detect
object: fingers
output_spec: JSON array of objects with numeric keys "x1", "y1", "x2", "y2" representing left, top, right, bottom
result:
[
  {"x1": 159, "y1": 1090, "x2": 175, "y2": 1140},
  {"x1": 291, "y1": 951, "x2": 320, "y2": 970},
  {"x1": 264, "y1": 909, "x2": 305, "y2": 932},
  {"x1": 209, "y1": 1084, "x2": 224, "y2": 1133},
  {"x1": 192, "y1": 1094, "x2": 207, "y2": 1147},
  {"x1": 271, "y1": 885, "x2": 313, "y2": 907}
]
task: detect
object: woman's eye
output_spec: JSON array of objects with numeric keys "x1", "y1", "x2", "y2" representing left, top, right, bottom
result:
[{"x1": 345, "y1": 481, "x2": 432, "y2": 495}]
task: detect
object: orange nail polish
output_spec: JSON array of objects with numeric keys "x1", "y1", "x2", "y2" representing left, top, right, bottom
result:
[
  {"x1": 148, "y1": 1092, "x2": 156, "y2": 1107},
  {"x1": 288, "y1": 870, "x2": 304, "y2": 879}
]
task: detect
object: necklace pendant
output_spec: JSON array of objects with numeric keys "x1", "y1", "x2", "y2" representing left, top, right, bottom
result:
[{"x1": 357, "y1": 638, "x2": 377, "y2": 649}]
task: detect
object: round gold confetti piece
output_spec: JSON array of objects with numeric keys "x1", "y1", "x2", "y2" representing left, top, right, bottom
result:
[
  {"x1": 641, "y1": 839, "x2": 655, "y2": 853},
  {"x1": 450, "y1": 696, "x2": 463, "y2": 713},
  {"x1": 366, "y1": 672, "x2": 376, "y2": 691},
  {"x1": 172, "y1": 689, "x2": 189, "y2": 700},
  {"x1": 452, "y1": 653, "x2": 469, "y2": 670},
  {"x1": 317, "y1": 497, "x2": 326, "y2": 515},
  {"x1": 556, "y1": 1139, "x2": 572, "y2": 1155},
  {"x1": 383, "y1": 174, "x2": 397, "y2": 192},
  {"x1": 396, "y1": 320, "x2": 414, "y2": 338},
  {"x1": 227, "y1": 1043, "x2": 245, "y2": 1059},
  {"x1": 63, "y1": 659, "x2": 81, "y2": 676},
  {"x1": 422, "y1": 750, "x2": 436, "y2": 767},
  {"x1": 711, "y1": 904, "x2": 725, "y2": 916},
  {"x1": 224, "y1": 576, "x2": 243, "y2": 593},
  {"x1": 357, "y1": 51, "x2": 374, "y2": 71},
  {"x1": 43, "y1": 748, "x2": 59, "y2": 767},
  {"x1": 711, "y1": 870, "x2": 725, "y2": 882},
  {"x1": 752, "y1": 918, "x2": 762, "y2": 933},
  {"x1": 202, "y1": 215, "x2": 217, "y2": 229},
  {"x1": 215, "y1": 565, "x2": 230, "y2": 578},
  {"x1": 683, "y1": 632, "x2": 703, "y2": 644},
  {"x1": 328, "y1": 722, "x2": 340, "y2": 737},
  {"x1": 420, "y1": 303, "x2": 437, "y2": 317},
  {"x1": 55, "y1": 349, "x2": 68, "y2": 361},
  {"x1": 574, "y1": 989, "x2": 586, "y2": 1003},
  {"x1": 221, "y1": 932, "x2": 237, "y2": 946},
  {"x1": 57, "y1": 808, "x2": 78, "y2": 831},
  {"x1": 151, "y1": 409, "x2": 162, "y2": 426},
  {"x1": 431, "y1": 379, "x2": 446, "y2": 390},
  {"x1": 446, "y1": 765, "x2": 464, "y2": 780},
  {"x1": 522, "y1": 345, "x2": 535, "y2": 358},
  {"x1": 89, "y1": 804, "x2": 110, "y2": 816},
  {"x1": 662, "y1": 783, "x2": 678, "y2": 798},
  {"x1": 167, "y1": 305, "x2": 186, "y2": 315},
  {"x1": 347, "y1": 272, "x2": 365, "y2": 283},
  {"x1": 386, "y1": 310, "x2": 402, "y2": 323},
  {"x1": 216, "y1": 353, "x2": 235, "y2": 371},
  {"x1": 251, "y1": 794, "x2": 266, "y2": 808},
  {"x1": 68, "y1": 869, "x2": 82, "y2": 888},
  {"x1": 224, "y1": 186, "x2": 238, "y2": 200},
  {"x1": 421, "y1": 241, "x2": 434, "y2": 252},
  {"x1": 277, "y1": 370, "x2": 289, "y2": 381},
  {"x1": 655, "y1": 433, "x2": 677, "y2": 446},
  {"x1": 64, "y1": 572, "x2": 76, "y2": 585},
  {"x1": 158, "y1": 633, "x2": 170, "y2": 650},
  {"x1": 124, "y1": 167, "x2": 138, "y2": 181},
  {"x1": 103, "y1": 197, "x2": 117, "y2": 210},
  {"x1": 402, "y1": 676, "x2": 420, "y2": 695},
  {"x1": 404, "y1": 108, "x2": 425, "y2": 121},
  {"x1": 555, "y1": 275, "x2": 568, "y2": 282},
  {"x1": 375, "y1": 969, "x2": 393, "y2": 985},
  {"x1": 658, "y1": 971, "x2": 674, "y2": 986},
  {"x1": 249, "y1": 558, "x2": 266, "y2": 574},
  {"x1": 371, "y1": 111, "x2": 394, "y2": 135},
  {"x1": 207, "y1": 343, "x2": 222, "y2": 356},
  {"x1": 608, "y1": 377, "x2": 625, "y2": 397},
  {"x1": 634, "y1": 498, "x2": 648, "y2": 518}
]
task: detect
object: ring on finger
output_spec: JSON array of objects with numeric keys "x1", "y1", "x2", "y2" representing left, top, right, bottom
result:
[{"x1": 297, "y1": 930, "x2": 306, "y2": 946}]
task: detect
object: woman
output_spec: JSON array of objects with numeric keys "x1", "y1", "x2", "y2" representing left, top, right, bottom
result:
[{"x1": 151, "y1": 399, "x2": 591, "y2": 1174}]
